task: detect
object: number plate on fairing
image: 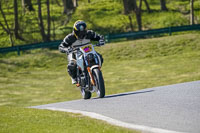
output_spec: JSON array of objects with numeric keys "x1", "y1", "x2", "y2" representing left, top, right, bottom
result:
[{"x1": 81, "y1": 44, "x2": 92, "y2": 53}]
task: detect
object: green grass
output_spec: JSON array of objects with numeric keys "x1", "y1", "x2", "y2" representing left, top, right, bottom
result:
[
  {"x1": 1, "y1": 33, "x2": 200, "y2": 107},
  {"x1": 0, "y1": 49, "x2": 80, "y2": 107},
  {"x1": 101, "y1": 33, "x2": 200, "y2": 93},
  {"x1": 0, "y1": 107, "x2": 136, "y2": 133},
  {"x1": 1, "y1": 33, "x2": 200, "y2": 132}
]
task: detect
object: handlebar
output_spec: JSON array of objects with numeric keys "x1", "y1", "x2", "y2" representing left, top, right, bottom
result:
[
  {"x1": 71, "y1": 43, "x2": 100, "y2": 50},
  {"x1": 64, "y1": 43, "x2": 103, "y2": 54}
]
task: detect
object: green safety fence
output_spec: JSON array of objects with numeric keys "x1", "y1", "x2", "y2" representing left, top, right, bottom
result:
[
  {"x1": 105, "y1": 24, "x2": 200, "y2": 42},
  {"x1": 0, "y1": 40, "x2": 61, "y2": 55},
  {"x1": 0, "y1": 24, "x2": 200, "y2": 55}
]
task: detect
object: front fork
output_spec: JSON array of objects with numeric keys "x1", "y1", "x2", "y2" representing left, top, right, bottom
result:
[
  {"x1": 76, "y1": 54, "x2": 100, "y2": 88},
  {"x1": 86, "y1": 54, "x2": 101, "y2": 86}
]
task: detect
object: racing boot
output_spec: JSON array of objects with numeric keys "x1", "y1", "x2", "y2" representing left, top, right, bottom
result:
[
  {"x1": 67, "y1": 60, "x2": 77, "y2": 84},
  {"x1": 71, "y1": 77, "x2": 77, "y2": 84}
]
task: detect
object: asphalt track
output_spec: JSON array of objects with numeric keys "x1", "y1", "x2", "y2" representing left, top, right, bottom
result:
[{"x1": 31, "y1": 81, "x2": 200, "y2": 133}]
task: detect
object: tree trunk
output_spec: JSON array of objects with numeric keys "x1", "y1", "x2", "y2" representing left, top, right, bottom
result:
[
  {"x1": 14, "y1": 0, "x2": 24, "y2": 40},
  {"x1": 52, "y1": 19, "x2": 56, "y2": 40},
  {"x1": 122, "y1": 0, "x2": 132, "y2": 14},
  {"x1": 62, "y1": 0, "x2": 74, "y2": 15},
  {"x1": 143, "y1": 0, "x2": 151, "y2": 13},
  {"x1": 37, "y1": 0, "x2": 47, "y2": 41},
  {"x1": 46, "y1": 0, "x2": 51, "y2": 41},
  {"x1": 0, "y1": 1, "x2": 14, "y2": 46},
  {"x1": 74, "y1": 0, "x2": 78, "y2": 7},
  {"x1": 160, "y1": 0, "x2": 168, "y2": 11},
  {"x1": 122, "y1": 0, "x2": 142, "y2": 31},
  {"x1": 22, "y1": 0, "x2": 34, "y2": 13},
  {"x1": 190, "y1": 0, "x2": 194, "y2": 25},
  {"x1": 55, "y1": 0, "x2": 61, "y2": 6},
  {"x1": 128, "y1": 15, "x2": 134, "y2": 31},
  {"x1": 135, "y1": 0, "x2": 142, "y2": 31}
]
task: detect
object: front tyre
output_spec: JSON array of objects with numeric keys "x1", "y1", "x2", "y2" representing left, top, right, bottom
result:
[{"x1": 93, "y1": 68, "x2": 105, "y2": 98}]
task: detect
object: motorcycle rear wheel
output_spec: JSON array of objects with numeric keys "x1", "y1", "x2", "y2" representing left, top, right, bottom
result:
[
  {"x1": 93, "y1": 68, "x2": 105, "y2": 98},
  {"x1": 81, "y1": 88, "x2": 91, "y2": 99}
]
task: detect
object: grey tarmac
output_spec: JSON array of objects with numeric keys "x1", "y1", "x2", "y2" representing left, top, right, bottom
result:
[{"x1": 31, "y1": 81, "x2": 200, "y2": 133}]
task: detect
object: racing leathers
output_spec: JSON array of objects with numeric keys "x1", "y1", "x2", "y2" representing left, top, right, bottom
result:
[{"x1": 58, "y1": 30, "x2": 105, "y2": 84}]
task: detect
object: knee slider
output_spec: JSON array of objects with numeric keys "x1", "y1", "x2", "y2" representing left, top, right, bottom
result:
[
  {"x1": 68, "y1": 60, "x2": 76, "y2": 70},
  {"x1": 67, "y1": 60, "x2": 77, "y2": 78}
]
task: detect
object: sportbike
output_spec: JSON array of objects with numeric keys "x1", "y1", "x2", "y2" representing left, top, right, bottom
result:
[{"x1": 68, "y1": 43, "x2": 105, "y2": 99}]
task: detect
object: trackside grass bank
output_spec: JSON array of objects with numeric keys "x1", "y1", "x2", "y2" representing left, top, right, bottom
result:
[
  {"x1": 101, "y1": 33, "x2": 200, "y2": 93},
  {"x1": 0, "y1": 107, "x2": 136, "y2": 133},
  {"x1": 0, "y1": 33, "x2": 200, "y2": 132}
]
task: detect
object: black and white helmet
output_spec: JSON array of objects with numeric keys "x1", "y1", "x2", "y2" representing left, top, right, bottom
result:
[{"x1": 73, "y1": 20, "x2": 87, "y2": 39}]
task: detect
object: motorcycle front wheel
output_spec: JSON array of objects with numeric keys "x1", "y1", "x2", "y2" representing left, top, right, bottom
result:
[{"x1": 93, "y1": 68, "x2": 105, "y2": 98}]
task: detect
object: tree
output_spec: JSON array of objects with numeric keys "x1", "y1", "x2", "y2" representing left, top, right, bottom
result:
[
  {"x1": 14, "y1": 0, "x2": 24, "y2": 40},
  {"x1": 55, "y1": 0, "x2": 62, "y2": 6},
  {"x1": 190, "y1": 0, "x2": 194, "y2": 25},
  {"x1": 62, "y1": 0, "x2": 74, "y2": 15},
  {"x1": 22, "y1": 0, "x2": 34, "y2": 13},
  {"x1": 123, "y1": 0, "x2": 132, "y2": 15},
  {"x1": 37, "y1": 0, "x2": 50, "y2": 42},
  {"x1": 73, "y1": 0, "x2": 78, "y2": 7},
  {"x1": 135, "y1": 0, "x2": 142, "y2": 31},
  {"x1": 123, "y1": 0, "x2": 142, "y2": 31},
  {"x1": 0, "y1": 1, "x2": 14, "y2": 46},
  {"x1": 143, "y1": 0, "x2": 151, "y2": 13},
  {"x1": 47, "y1": 0, "x2": 51, "y2": 41},
  {"x1": 160, "y1": 0, "x2": 168, "y2": 11}
]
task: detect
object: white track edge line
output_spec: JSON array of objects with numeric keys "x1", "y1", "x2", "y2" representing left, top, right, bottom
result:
[{"x1": 45, "y1": 107, "x2": 185, "y2": 133}]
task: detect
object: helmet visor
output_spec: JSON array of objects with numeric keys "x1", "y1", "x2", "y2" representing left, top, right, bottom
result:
[{"x1": 75, "y1": 30, "x2": 86, "y2": 39}]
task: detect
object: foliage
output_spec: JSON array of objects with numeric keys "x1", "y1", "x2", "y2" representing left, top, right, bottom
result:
[{"x1": 0, "y1": 0, "x2": 200, "y2": 47}]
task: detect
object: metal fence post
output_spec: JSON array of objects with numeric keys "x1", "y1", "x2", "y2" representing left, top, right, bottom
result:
[
  {"x1": 105, "y1": 35, "x2": 110, "y2": 43},
  {"x1": 169, "y1": 27, "x2": 172, "y2": 36},
  {"x1": 17, "y1": 46, "x2": 20, "y2": 55}
]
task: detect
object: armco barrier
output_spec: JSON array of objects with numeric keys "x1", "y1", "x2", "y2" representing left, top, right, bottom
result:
[
  {"x1": 0, "y1": 40, "x2": 61, "y2": 55},
  {"x1": 0, "y1": 24, "x2": 200, "y2": 55},
  {"x1": 105, "y1": 24, "x2": 200, "y2": 41}
]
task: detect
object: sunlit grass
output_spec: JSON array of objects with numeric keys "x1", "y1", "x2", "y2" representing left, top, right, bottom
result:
[
  {"x1": 0, "y1": 33, "x2": 200, "y2": 133},
  {"x1": 0, "y1": 107, "x2": 137, "y2": 133},
  {"x1": 0, "y1": 33, "x2": 200, "y2": 107}
]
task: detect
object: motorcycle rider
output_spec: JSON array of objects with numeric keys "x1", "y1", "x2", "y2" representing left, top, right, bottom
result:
[{"x1": 59, "y1": 20, "x2": 105, "y2": 84}]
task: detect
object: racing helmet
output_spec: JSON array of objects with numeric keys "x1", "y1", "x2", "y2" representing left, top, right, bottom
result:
[{"x1": 73, "y1": 20, "x2": 87, "y2": 39}]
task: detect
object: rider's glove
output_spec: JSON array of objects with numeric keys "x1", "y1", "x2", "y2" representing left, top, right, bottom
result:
[
  {"x1": 97, "y1": 37, "x2": 105, "y2": 46},
  {"x1": 60, "y1": 48, "x2": 66, "y2": 53},
  {"x1": 62, "y1": 47, "x2": 73, "y2": 54}
]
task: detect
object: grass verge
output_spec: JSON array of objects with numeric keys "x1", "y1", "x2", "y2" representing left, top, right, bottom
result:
[
  {"x1": 0, "y1": 33, "x2": 200, "y2": 106},
  {"x1": 0, "y1": 106, "x2": 137, "y2": 133},
  {"x1": 0, "y1": 33, "x2": 200, "y2": 132}
]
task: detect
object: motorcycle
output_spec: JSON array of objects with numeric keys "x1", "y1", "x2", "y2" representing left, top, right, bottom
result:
[{"x1": 68, "y1": 43, "x2": 105, "y2": 99}]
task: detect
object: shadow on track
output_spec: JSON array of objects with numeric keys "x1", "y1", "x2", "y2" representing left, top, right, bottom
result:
[{"x1": 93, "y1": 90, "x2": 154, "y2": 99}]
